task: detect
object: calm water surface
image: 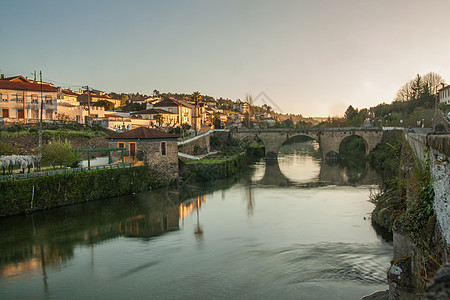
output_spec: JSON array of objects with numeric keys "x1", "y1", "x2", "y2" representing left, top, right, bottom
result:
[{"x1": 0, "y1": 141, "x2": 392, "y2": 300}]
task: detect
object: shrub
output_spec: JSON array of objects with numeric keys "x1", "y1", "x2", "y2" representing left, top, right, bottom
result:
[
  {"x1": 0, "y1": 141, "x2": 18, "y2": 155},
  {"x1": 41, "y1": 138, "x2": 80, "y2": 169}
]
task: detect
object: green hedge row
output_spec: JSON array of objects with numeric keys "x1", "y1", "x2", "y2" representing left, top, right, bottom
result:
[
  {"x1": 0, "y1": 166, "x2": 170, "y2": 217},
  {"x1": 181, "y1": 152, "x2": 250, "y2": 182}
]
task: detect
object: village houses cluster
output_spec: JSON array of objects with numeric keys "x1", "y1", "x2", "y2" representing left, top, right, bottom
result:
[{"x1": 0, "y1": 74, "x2": 277, "y2": 132}]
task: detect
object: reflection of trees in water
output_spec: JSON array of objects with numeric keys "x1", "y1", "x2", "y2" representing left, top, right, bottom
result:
[{"x1": 279, "y1": 139, "x2": 322, "y2": 159}]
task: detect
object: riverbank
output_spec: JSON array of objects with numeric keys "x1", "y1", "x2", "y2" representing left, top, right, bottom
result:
[
  {"x1": 369, "y1": 132, "x2": 449, "y2": 298},
  {"x1": 179, "y1": 142, "x2": 265, "y2": 182}
]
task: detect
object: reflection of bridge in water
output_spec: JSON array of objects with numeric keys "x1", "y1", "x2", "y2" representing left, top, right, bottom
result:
[{"x1": 257, "y1": 158, "x2": 380, "y2": 187}]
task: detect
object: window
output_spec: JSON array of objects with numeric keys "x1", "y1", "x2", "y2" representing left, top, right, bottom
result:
[
  {"x1": 118, "y1": 142, "x2": 125, "y2": 148},
  {"x1": 18, "y1": 109, "x2": 24, "y2": 119},
  {"x1": 45, "y1": 95, "x2": 52, "y2": 105},
  {"x1": 0, "y1": 93, "x2": 6, "y2": 102},
  {"x1": 46, "y1": 109, "x2": 53, "y2": 120},
  {"x1": 161, "y1": 141, "x2": 167, "y2": 156},
  {"x1": 32, "y1": 109, "x2": 39, "y2": 120},
  {"x1": 31, "y1": 94, "x2": 38, "y2": 103},
  {"x1": 16, "y1": 94, "x2": 23, "y2": 102},
  {"x1": 2, "y1": 109, "x2": 9, "y2": 118}
]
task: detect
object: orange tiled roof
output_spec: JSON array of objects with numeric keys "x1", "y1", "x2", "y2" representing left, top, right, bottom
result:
[
  {"x1": 153, "y1": 98, "x2": 180, "y2": 108},
  {"x1": 131, "y1": 108, "x2": 176, "y2": 115},
  {"x1": 108, "y1": 127, "x2": 179, "y2": 139},
  {"x1": 0, "y1": 77, "x2": 57, "y2": 92}
]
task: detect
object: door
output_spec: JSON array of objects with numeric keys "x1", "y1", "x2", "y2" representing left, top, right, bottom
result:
[
  {"x1": 129, "y1": 142, "x2": 136, "y2": 157},
  {"x1": 1, "y1": 109, "x2": 9, "y2": 118},
  {"x1": 18, "y1": 109, "x2": 24, "y2": 119}
]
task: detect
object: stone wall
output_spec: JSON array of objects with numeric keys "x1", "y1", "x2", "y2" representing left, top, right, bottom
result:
[
  {"x1": 109, "y1": 139, "x2": 179, "y2": 180},
  {"x1": 405, "y1": 132, "x2": 427, "y2": 164},
  {"x1": 427, "y1": 134, "x2": 450, "y2": 249},
  {"x1": 178, "y1": 133, "x2": 210, "y2": 155},
  {"x1": 433, "y1": 109, "x2": 449, "y2": 133}
]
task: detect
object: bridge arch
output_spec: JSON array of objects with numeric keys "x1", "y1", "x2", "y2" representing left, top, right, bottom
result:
[{"x1": 338, "y1": 135, "x2": 369, "y2": 158}]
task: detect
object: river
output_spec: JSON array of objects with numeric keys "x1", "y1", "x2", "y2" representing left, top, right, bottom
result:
[{"x1": 0, "y1": 140, "x2": 392, "y2": 300}]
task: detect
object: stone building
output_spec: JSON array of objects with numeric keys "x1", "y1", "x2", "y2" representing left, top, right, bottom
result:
[{"x1": 108, "y1": 127, "x2": 180, "y2": 179}]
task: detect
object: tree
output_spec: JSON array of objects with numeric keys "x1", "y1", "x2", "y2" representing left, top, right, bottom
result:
[
  {"x1": 121, "y1": 102, "x2": 146, "y2": 112},
  {"x1": 395, "y1": 72, "x2": 445, "y2": 102},
  {"x1": 244, "y1": 93, "x2": 253, "y2": 128},
  {"x1": 192, "y1": 91, "x2": 202, "y2": 135},
  {"x1": 153, "y1": 90, "x2": 160, "y2": 97},
  {"x1": 422, "y1": 72, "x2": 445, "y2": 95},
  {"x1": 55, "y1": 113, "x2": 72, "y2": 121},
  {"x1": 155, "y1": 114, "x2": 163, "y2": 126},
  {"x1": 41, "y1": 138, "x2": 80, "y2": 169},
  {"x1": 212, "y1": 112, "x2": 222, "y2": 129},
  {"x1": 94, "y1": 100, "x2": 115, "y2": 110},
  {"x1": 344, "y1": 105, "x2": 358, "y2": 121},
  {"x1": 282, "y1": 118, "x2": 294, "y2": 128}
]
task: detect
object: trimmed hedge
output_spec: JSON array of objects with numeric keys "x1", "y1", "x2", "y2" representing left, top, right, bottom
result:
[{"x1": 0, "y1": 166, "x2": 170, "y2": 216}]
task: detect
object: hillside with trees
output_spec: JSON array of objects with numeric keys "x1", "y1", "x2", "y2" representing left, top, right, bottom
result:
[{"x1": 341, "y1": 72, "x2": 446, "y2": 128}]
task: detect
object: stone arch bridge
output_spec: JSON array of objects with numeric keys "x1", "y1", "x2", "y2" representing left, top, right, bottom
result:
[{"x1": 232, "y1": 127, "x2": 387, "y2": 160}]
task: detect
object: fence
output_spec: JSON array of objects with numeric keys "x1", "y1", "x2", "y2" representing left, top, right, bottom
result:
[{"x1": 0, "y1": 162, "x2": 132, "y2": 181}]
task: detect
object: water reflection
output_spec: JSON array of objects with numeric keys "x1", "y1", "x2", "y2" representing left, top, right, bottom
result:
[
  {"x1": 254, "y1": 140, "x2": 381, "y2": 187},
  {"x1": 0, "y1": 188, "x2": 180, "y2": 281},
  {"x1": 179, "y1": 195, "x2": 206, "y2": 235}
]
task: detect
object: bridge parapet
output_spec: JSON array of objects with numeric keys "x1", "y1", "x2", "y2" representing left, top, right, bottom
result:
[{"x1": 234, "y1": 127, "x2": 384, "y2": 133}]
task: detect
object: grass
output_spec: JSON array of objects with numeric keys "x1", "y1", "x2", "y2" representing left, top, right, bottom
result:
[
  {"x1": 0, "y1": 127, "x2": 107, "y2": 138},
  {"x1": 185, "y1": 158, "x2": 228, "y2": 164}
]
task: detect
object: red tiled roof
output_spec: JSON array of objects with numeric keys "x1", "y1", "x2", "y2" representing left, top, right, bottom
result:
[
  {"x1": 130, "y1": 108, "x2": 176, "y2": 115},
  {"x1": 62, "y1": 89, "x2": 79, "y2": 96},
  {"x1": 108, "y1": 127, "x2": 179, "y2": 139},
  {"x1": 0, "y1": 78, "x2": 57, "y2": 92},
  {"x1": 153, "y1": 98, "x2": 180, "y2": 108}
]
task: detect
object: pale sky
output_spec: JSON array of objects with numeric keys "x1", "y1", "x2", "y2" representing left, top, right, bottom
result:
[{"x1": 1, "y1": 0, "x2": 450, "y2": 116}]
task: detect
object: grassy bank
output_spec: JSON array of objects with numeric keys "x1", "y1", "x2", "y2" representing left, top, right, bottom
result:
[
  {"x1": 0, "y1": 123, "x2": 108, "y2": 138},
  {"x1": 180, "y1": 144, "x2": 264, "y2": 182}
]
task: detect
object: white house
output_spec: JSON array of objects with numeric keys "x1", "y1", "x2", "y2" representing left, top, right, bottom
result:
[
  {"x1": 0, "y1": 75, "x2": 58, "y2": 123},
  {"x1": 439, "y1": 84, "x2": 450, "y2": 105}
]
